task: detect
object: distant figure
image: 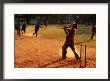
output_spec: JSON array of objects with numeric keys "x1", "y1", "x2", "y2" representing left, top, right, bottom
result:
[
  {"x1": 91, "y1": 24, "x2": 96, "y2": 40},
  {"x1": 33, "y1": 24, "x2": 43, "y2": 37},
  {"x1": 15, "y1": 22, "x2": 21, "y2": 37},
  {"x1": 62, "y1": 23, "x2": 80, "y2": 62},
  {"x1": 21, "y1": 21, "x2": 27, "y2": 35},
  {"x1": 85, "y1": 22, "x2": 88, "y2": 27},
  {"x1": 44, "y1": 19, "x2": 48, "y2": 29}
]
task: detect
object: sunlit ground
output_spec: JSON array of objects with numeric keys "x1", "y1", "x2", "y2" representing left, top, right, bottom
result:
[{"x1": 15, "y1": 25, "x2": 96, "y2": 68}]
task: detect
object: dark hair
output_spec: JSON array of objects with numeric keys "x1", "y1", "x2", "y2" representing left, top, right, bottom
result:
[{"x1": 93, "y1": 24, "x2": 95, "y2": 26}]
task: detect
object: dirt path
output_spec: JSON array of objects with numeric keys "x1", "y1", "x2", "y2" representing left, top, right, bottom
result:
[{"x1": 15, "y1": 34, "x2": 96, "y2": 68}]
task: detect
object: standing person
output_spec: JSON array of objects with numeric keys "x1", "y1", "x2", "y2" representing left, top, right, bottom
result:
[
  {"x1": 15, "y1": 21, "x2": 21, "y2": 37},
  {"x1": 44, "y1": 19, "x2": 48, "y2": 29},
  {"x1": 91, "y1": 24, "x2": 96, "y2": 40},
  {"x1": 85, "y1": 22, "x2": 88, "y2": 27},
  {"x1": 32, "y1": 24, "x2": 43, "y2": 37},
  {"x1": 62, "y1": 23, "x2": 80, "y2": 62},
  {"x1": 21, "y1": 21, "x2": 27, "y2": 35}
]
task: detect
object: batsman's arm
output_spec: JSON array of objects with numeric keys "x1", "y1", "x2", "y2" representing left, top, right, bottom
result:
[{"x1": 64, "y1": 27, "x2": 69, "y2": 34}]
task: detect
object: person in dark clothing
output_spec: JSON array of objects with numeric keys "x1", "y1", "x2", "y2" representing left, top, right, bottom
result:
[
  {"x1": 44, "y1": 20, "x2": 48, "y2": 29},
  {"x1": 21, "y1": 22, "x2": 27, "y2": 34},
  {"x1": 15, "y1": 21, "x2": 21, "y2": 37},
  {"x1": 62, "y1": 24, "x2": 80, "y2": 62},
  {"x1": 33, "y1": 24, "x2": 43, "y2": 37},
  {"x1": 16, "y1": 24, "x2": 21, "y2": 37},
  {"x1": 91, "y1": 24, "x2": 96, "y2": 39}
]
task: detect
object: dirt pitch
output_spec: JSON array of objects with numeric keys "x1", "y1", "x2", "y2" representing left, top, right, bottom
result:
[{"x1": 15, "y1": 25, "x2": 96, "y2": 68}]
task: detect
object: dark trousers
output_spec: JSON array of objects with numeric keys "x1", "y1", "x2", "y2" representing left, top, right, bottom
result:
[
  {"x1": 45, "y1": 24, "x2": 47, "y2": 29},
  {"x1": 33, "y1": 30, "x2": 38, "y2": 37},
  {"x1": 17, "y1": 27, "x2": 20, "y2": 37},
  {"x1": 22, "y1": 29, "x2": 25, "y2": 34},
  {"x1": 17, "y1": 30, "x2": 20, "y2": 37},
  {"x1": 91, "y1": 32, "x2": 95, "y2": 39},
  {"x1": 62, "y1": 40, "x2": 80, "y2": 59}
]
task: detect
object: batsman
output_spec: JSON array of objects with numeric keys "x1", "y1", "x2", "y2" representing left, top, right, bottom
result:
[{"x1": 62, "y1": 22, "x2": 81, "y2": 62}]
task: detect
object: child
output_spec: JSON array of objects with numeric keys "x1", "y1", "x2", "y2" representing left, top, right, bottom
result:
[
  {"x1": 21, "y1": 21, "x2": 27, "y2": 35},
  {"x1": 33, "y1": 24, "x2": 43, "y2": 37}
]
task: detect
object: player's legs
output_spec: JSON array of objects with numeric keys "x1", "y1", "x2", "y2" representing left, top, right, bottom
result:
[
  {"x1": 33, "y1": 32, "x2": 35, "y2": 35},
  {"x1": 33, "y1": 30, "x2": 37, "y2": 36},
  {"x1": 21, "y1": 28, "x2": 23, "y2": 34},
  {"x1": 17, "y1": 27, "x2": 20, "y2": 37},
  {"x1": 91, "y1": 32, "x2": 94, "y2": 39},
  {"x1": 35, "y1": 30, "x2": 38, "y2": 37},
  {"x1": 62, "y1": 42, "x2": 68, "y2": 59},
  {"x1": 70, "y1": 44, "x2": 80, "y2": 60},
  {"x1": 18, "y1": 30, "x2": 20, "y2": 37},
  {"x1": 45, "y1": 24, "x2": 47, "y2": 29},
  {"x1": 24, "y1": 29, "x2": 25, "y2": 33}
]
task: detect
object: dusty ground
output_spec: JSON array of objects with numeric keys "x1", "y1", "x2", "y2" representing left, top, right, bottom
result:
[{"x1": 15, "y1": 25, "x2": 96, "y2": 68}]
